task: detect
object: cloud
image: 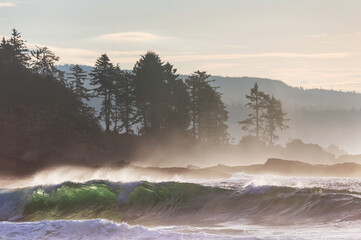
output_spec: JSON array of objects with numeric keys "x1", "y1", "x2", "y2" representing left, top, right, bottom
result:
[
  {"x1": 95, "y1": 32, "x2": 168, "y2": 42},
  {"x1": 165, "y1": 52, "x2": 354, "y2": 62},
  {"x1": 229, "y1": 44, "x2": 246, "y2": 49},
  {"x1": 25, "y1": 39, "x2": 144, "y2": 66},
  {"x1": 52, "y1": 48, "x2": 100, "y2": 65},
  {"x1": 265, "y1": 67, "x2": 361, "y2": 92},
  {"x1": 50, "y1": 47, "x2": 144, "y2": 66},
  {"x1": 22, "y1": 39, "x2": 360, "y2": 92},
  {"x1": 108, "y1": 50, "x2": 144, "y2": 56},
  {"x1": 0, "y1": 2, "x2": 16, "y2": 7},
  {"x1": 346, "y1": 32, "x2": 361, "y2": 38},
  {"x1": 305, "y1": 33, "x2": 326, "y2": 39},
  {"x1": 198, "y1": 62, "x2": 242, "y2": 71}
]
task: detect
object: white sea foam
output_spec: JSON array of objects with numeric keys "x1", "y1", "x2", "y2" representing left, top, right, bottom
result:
[
  {"x1": 3, "y1": 165, "x2": 361, "y2": 192},
  {"x1": 2, "y1": 218, "x2": 361, "y2": 240},
  {"x1": 203, "y1": 173, "x2": 361, "y2": 193},
  {"x1": 0, "y1": 219, "x2": 239, "y2": 240}
]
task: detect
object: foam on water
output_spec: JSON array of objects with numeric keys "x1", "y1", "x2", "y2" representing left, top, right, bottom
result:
[
  {"x1": 0, "y1": 219, "x2": 239, "y2": 240},
  {"x1": 206, "y1": 173, "x2": 361, "y2": 193},
  {"x1": 2, "y1": 219, "x2": 361, "y2": 240}
]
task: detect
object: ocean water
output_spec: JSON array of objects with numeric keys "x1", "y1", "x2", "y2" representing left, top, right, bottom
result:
[{"x1": 1, "y1": 173, "x2": 361, "y2": 239}]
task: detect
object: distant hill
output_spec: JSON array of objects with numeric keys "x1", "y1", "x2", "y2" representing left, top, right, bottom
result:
[
  {"x1": 205, "y1": 75, "x2": 361, "y2": 154},
  {"x1": 58, "y1": 65, "x2": 361, "y2": 110},
  {"x1": 57, "y1": 65, "x2": 361, "y2": 154},
  {"x1": 207, "y1": 76, "x2": 361, "y2": 110}
]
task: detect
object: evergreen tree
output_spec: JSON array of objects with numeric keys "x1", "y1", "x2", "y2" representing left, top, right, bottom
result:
[
  {"x1": 66, "y1": 64, "x2": 94, "y2": 120},
  {"x1": 7, "y1": 29, "x2": 30, "y2": 67},
  {"x1": 239, "y1": 82, "x2": 268, "y2": 138},
  {"x1": 162, "y1": 62, "x2": 190, "y2": 133},
  {"x1": 186, "y1": 71, "x2": 228, "y2": 143},
  {"x1": 112, "y1": 69, "x2": 137, "y2": 134},
  {"x1": 30, "y1": 46, "x2": 60, "y2": 76},
  {"x1": 0, "y1": 29, "x2": 30, "y2": 68},
  {"x1": 201, "y1": 83, "x2": 229, "y2": 143},
  {"x1": 133, "y1": 52, "x2": 166, "y2": 135},
  {"x1": 186, "y1": 71, "x2": 208, "y2": 139},
  {"x1": 133, "y1": 52, "x2": 191, "y2": 135},
  {"x1": 262, "y1": 96, "x2": 288, "y2": 145},
  {"x1": 0, "y1": 37, "x2": 9, "y2": 65},
  {"x1": 90, "y1": 54, "x2": 114, "y2": 133},
  {"x1": 56, "y1": 69, "x2": 68, "y2": 87},
  {"x1": 0, "y1": 30, "x2": 101, "y2": 155},
  {"x1": 111, "y1": 65, "x2": 122, "y2": 133},
  {"x1": 67, "y1": 64, "x2": 90, "y2": 101}
]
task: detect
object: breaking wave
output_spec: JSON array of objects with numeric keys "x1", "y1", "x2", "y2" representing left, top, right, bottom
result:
[{"x1": 1, "y1": 180, "x2": 361, "y2": 225}]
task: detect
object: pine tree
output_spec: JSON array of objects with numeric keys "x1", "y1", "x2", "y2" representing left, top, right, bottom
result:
[
  {"x1": 113, "y1": 69, "x2": 137, "y2": 134},
  {"x1": 0, "y1": 37, "x2": 9, "y2": 65},
  {"x1": 262, "y1": 96, "x2": 288, "y2": 145},
  {"x1": 186, "y1": 71, "x2": 207, "y2": 138},
  {"x1": 162, "y1": 62, "x2": 190, "y2": 133},
  {"x1": 133, "y1": 52, "x2": 193, "y2": 136},
  {"x1": 186, "y1": 71, "x2": 228, "y2": 143},
  {"x1": 30, "y1": 46, "x2": 60, "y2": 76},
  {"x1": 8, "y1": 29, "x2": 30, "y2": 67},
  {"x1": 133, "y1": 52, "x2": 166, "y2": 135},
  {"x1": 201, "y1": 83, "x2": 229, "y2": 143},
  {"x1": 238, "y1": 82, "x2": 268, "y2": 138},
  {"x1": 111, "y1": 65, "x2": 122, "y2": 133},
  {"x1": 67, "y1": 64, "x2": 90, "y2": 101},
  {"x1": 90, "y1": 54, "x2": 114, "y2": 133},
  {"x1": 120, "y1": 71, "x2": 137, "y2": 134}
]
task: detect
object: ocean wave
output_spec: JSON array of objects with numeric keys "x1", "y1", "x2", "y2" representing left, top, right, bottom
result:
[{"x1": 1, "y1": 180, "x2": 361, "y2": 225}]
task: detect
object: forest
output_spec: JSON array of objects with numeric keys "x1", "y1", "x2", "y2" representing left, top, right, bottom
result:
[{"x1": 1, "y1": 29, "x2": 344, "y2": 175}]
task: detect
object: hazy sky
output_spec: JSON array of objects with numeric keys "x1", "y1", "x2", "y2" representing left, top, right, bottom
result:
[{"x1": 1, "y1": 0, "x2": 361, "y2": 91}]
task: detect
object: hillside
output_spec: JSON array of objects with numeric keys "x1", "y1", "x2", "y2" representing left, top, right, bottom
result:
[
  {"x1": 57, "y1": 65, "x2": 361, "y2": 154},
  {"x1": 209, "y1": 76, "x2": 361, "y2": 110},
  {"x1": 194, "y1": 75, "x2": 361, "y2": 153},
  {"x1": 58, "y1": 65, "x2": 361, "y2": 110}
]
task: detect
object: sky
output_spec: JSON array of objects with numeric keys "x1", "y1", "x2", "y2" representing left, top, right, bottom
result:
[{"x1": 1, "y1": 0, "x2": 361, "y2": 91}]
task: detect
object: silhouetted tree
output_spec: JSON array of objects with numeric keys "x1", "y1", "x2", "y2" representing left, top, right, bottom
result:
[
  {"x1": 239, "y1": 83, "x2": 268, "y2": 138},
  {"x1": 7, "y1": 29, "x2": 30, "y2": 67},
  {"x1": 113, "y1": 69, "x2": 137, "y2": 134},
  {"x1": 162, "y1": 62, "x2": 190, "y2": 133},
  {"x1": 133, "y1": 52, "x2": 193, "y2": 136},
  {"x1": 66, "y1": 64, "x2": 94, "y2": 120},
  {"x1": 262, "y1": 95, "x2": 288, "y2": 145},
  {"x1": 133, "y1": 52, "x2": 166, "y2": 135},
  {"x1": 0, "y1": 37, "x2": 14, "y2": 70},
  {"x1": 90, "y1": 54, "x2": 114, "y2": 133},
  {"x1": 30, "y1": 46, "x2": 60, "y2": 76},
  {"x1": 186, "y1": 71, "x2": 228, "y2": 143},
  {"x1": 110, "y1": 65, "x2": 122, "y2": 133},
  {"x1": 67, "y1": 64, "x2": 90, "y2": 101},
  {"x1": 202, "y1": 83, "x2": 229, "y2": 143},
  {"x1": 186, "y1": 71, "x2": 205, "y2": 138},
  {"x1": 0, "y1": 29, "x2": 101, "y2": 155},
  {"x1": 0, "y1": 37, "x2": 9, "y2": 62}
]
